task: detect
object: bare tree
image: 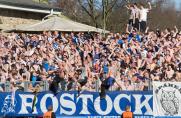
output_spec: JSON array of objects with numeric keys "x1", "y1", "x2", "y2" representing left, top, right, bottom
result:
[
  {"x1": 52, "y1": 0, "x2": 181, "y2": 32},
  {"x1": 102, "y1": 0, "x2": 118, "y2": 31},
  {"x1": 77, "y1": 0, "x2": 100, "y2": 27},
  {"x1": 57, "y1": 0, "x2": 81, "y2": 20}
]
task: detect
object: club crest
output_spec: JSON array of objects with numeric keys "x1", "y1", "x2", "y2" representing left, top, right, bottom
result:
[{"x1": 1, "y1": 95, "x2": 16, "y2": 114}]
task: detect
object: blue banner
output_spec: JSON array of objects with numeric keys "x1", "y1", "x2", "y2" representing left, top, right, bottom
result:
[{"x1": 0, "y1": 91, "x2": 153, "y2": 118}]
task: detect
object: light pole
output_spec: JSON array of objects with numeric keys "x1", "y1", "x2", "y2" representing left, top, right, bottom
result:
[{"x1": 103, "y1": 0, "x2": 106, "y2": 36}]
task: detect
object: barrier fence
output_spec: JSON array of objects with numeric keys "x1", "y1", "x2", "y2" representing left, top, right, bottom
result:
[{"x1": 0, "y1": 79, "x2": 153, "y2": 92}]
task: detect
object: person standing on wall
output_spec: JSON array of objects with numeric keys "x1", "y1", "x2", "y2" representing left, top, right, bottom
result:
[
  {"x1": 133, "y1": 3, "x2": 140, "y2": 31},
  {"x1": 121, "y1": 105, "x2": 134, "y2": 118},
  {"x1": 126, "y1": 4, "x2": 136, "y2": 30},
  {"x1": 139, "y1": 2, "x2": 152, "y2": 32},
  {"x1": 43, "y1": 106, "x2": 56, "y2": 118}
]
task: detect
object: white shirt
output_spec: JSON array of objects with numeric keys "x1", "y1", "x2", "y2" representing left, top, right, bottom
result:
[{"x1": 139, "y1": 8, "x2": 149, "y2": 22}]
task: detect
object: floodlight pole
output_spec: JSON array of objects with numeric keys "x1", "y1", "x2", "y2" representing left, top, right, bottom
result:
[{"x1": 103, "y1": 0, "x2": 106, "y2": 36}]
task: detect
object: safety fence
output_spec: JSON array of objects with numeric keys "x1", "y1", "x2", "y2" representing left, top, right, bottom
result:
[
  {"x1": 0, "y1": 81, "x2": 49, "y2": 92},
  {"x1": 0, "y1": 79, "x2": 153, "y2": 92}
]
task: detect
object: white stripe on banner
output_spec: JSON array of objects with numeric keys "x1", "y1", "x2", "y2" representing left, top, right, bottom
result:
[{"x1": 153, "y1": 81, "x2": 181, "y2": 117}]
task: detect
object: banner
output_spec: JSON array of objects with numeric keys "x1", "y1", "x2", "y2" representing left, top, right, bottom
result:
[
  {"x1": 0, "y1": 91, "x2": 153, "y2": 118},
  {"x1": 153, "y1": 82, "x2": 181, "y2": 118}
]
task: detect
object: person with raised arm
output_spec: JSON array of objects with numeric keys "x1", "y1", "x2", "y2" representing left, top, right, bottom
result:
[
  {"x1": 139, "y1": 2, "x2": 152, "y2": 32},
  {"x1": 126, "y1": 4, "x2": 136, "y2": 29}
]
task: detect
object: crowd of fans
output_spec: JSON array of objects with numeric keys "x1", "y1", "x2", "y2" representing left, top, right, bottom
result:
[{"x1": 0, "y1": 27, "x2": 181, "y2": 92}]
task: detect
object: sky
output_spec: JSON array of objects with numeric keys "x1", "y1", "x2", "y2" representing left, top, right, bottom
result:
[
  {"x1": 174, "y1": 0, "x2": 181, "y2": 10},
  {"x1": 152, "y1": 0, "x2": 181, "y2": 11}
]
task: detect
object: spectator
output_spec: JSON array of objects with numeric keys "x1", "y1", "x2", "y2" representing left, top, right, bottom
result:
[
  {"x1": 139, "y1": 2, "x2": 152, "y2": 32},
  {"x1": 0, "y1": 26, "x2": 180, "y2": 93}
]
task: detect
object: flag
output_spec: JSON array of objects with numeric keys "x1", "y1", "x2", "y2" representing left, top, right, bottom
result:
[{"x1": 153, "y1": 81, "x2": 181, "y2": 117}]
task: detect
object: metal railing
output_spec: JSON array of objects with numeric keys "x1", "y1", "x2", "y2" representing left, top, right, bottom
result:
[
  {"x1": 0, "y1": 81, "x2": 49, "y2": 92},
  {"x1": 0, "y1": 79, "x2": 153, "y2": 92}
]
